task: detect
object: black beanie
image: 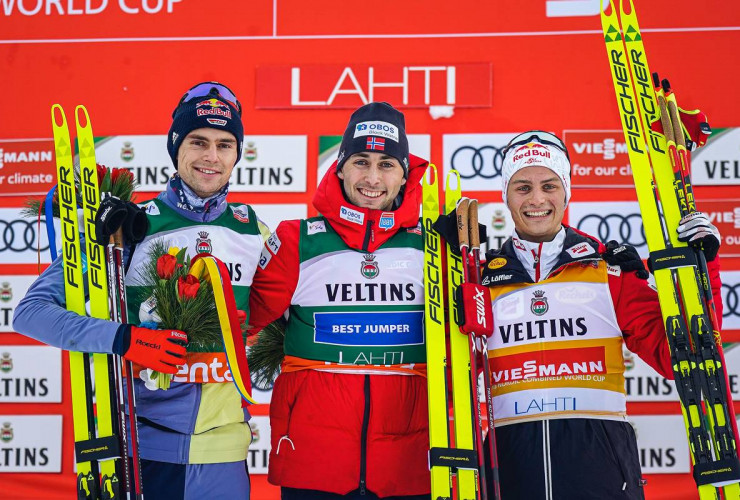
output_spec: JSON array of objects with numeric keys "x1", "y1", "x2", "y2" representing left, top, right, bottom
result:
[
  {"x1": 336, "y1": 102, "x2": 409, "y2": 177},
  {"x1": 167, "y1": 96, "x2": 244, "y2": 169}
]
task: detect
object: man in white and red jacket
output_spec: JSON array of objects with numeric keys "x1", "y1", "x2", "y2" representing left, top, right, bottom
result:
[
  {"x1": 249, "y1": 102, "x2": 431, "y2": 499},
  {"x1": 481, "y1": 130, "x2": 724, "y2": 499}
]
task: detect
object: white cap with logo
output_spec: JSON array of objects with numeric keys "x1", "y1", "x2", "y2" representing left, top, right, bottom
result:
[{"x1": 501, "y1": 131, "x2": 572, "y2": 207}]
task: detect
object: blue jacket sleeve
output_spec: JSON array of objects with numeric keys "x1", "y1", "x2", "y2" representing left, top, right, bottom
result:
[{"x1": 12, "y1": 254, "x2": 121, "y2": 353}]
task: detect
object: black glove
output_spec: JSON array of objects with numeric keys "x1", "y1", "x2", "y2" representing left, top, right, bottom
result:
[
  {"x1": 432, "y1": 209, "x2": 487, "y2": 256},
  {"x1": 93, "y1": 196, "x2": 127, "y2": 245},
  {"x1": 677, "y1": 211, "x2": 720, "y2": 261},
  {"x1": 123, "y1": 201, "x2": 150, "y2": 244},
  {"x1": 602, "y1": 240, "x2": 649, "y2": 280}
]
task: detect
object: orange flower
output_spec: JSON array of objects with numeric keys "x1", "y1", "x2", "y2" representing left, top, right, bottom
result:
[
  {"x1": 177, "y1": 274, "x2": 200, "y2": 300},
  {"x1": 156, "y1": 254, "x2": 179, "y2": 280}
]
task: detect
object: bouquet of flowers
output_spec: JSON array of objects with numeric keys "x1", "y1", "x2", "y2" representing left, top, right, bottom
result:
[
  {"x1": 22, "y1": 163, "x2": 136, "y2": 218},
  {"x1": 135, "y1": 240, "x2": 244, "y2": 389}
]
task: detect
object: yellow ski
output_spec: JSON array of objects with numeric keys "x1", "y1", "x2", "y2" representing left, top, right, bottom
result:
[
  {"x1": 76, "y1": 106, "x2": 123, "y2": 499},
  {"x1": 601, "y1": 1, "x2": 740, "y2": 498},
  {"x1": 423, "y1": 164, "x2": 453, "y2": 500},
  {"x1": 52, "y1": 104, "x2": 101, "y2": 500}
]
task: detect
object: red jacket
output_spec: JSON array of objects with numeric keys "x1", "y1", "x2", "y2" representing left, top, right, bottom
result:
[{"x1": 249, "y1": 156, "x2": 431, "y2": 497}]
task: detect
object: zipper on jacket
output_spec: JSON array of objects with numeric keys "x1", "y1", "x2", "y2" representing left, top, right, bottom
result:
[
  {"x1": 362, "y1": 220, "x2": 374, "y2": 252},
  {"x1": 359, "y1": 374, "x2": 370, "y2": 495},
  {"x1": 532, "y1": 242, "x2": 543, "y2": 282}
]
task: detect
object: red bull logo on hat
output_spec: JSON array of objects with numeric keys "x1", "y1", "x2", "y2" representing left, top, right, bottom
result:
[
  {"x1": 195, "y1": 98, "x2": 233, "y2": 119},
  {"x1": 512, "y1": 142, "x2": 551, "y2": 163}
]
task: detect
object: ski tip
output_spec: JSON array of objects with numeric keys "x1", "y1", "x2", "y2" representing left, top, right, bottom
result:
[
  {"x1": 445, "y1": 169, "x2": 461, "y2": 193},
  {"x1": 620, "y1": 0, "x2": 634, "y2": 17},
  {"x1": 424, "y1": 163, "x2": 438, "y2": 187},
  {"x1": 75, "y1": 105, "x2": 90, "y2": 128},
  {"x1": 661, "y1": 78, "x2": 671, "y2": 93},
  {"x1": 652, "y1": 72, "x2": 661, "y2": 88},
  {"x1": 51, "y1": 104, "x2": 66, "y2": 128}
]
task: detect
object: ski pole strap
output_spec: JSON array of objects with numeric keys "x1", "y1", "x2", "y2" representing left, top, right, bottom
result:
[
  {"x1": 45, "y1": 185, "x2": 57, "y2": 261},
  {"x1": 191, "y1": 254, "x2": 256, "y2": 405},
  {"x1": 648, "y1": 247, "x2": 698, "y2": 272},
  {"x1": 429, "y1": 447, "x2": 479, "y2": 471},
  {"x1": 693, "y1": 458, "x2": 740, "y2": 486}
]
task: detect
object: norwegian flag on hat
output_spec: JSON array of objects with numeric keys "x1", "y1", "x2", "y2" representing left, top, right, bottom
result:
[{"x1": 366, "y1": 136, "x2": 385, "y2": 151}]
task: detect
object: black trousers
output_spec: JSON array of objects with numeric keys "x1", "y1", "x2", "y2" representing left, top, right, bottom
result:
[{"x1": 485, "y1": 419, "x2": 646, "y2": 500}]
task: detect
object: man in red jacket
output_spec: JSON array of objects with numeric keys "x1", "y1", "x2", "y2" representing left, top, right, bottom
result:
[{"x1": 249, "y1": 102, "x2": 431, "y2": 499}]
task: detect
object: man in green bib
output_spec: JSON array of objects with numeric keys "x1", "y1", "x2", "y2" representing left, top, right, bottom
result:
[{"x1": 249, "y1": 102, "x2": 432, "y2": 499}]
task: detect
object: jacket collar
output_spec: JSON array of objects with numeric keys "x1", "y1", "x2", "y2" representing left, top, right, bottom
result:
[
  {"x1": 159, "y1": 174, "x2": 229, "y2": 223},
  {"x1": 312, "y1": 154, "x2": 428, "y2": 252},
  {"x1": 481, "y1": 225, "x2": 603, "y2": 286}
]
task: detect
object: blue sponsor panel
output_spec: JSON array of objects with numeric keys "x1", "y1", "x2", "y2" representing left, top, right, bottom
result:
[{"x1": 314, "y1": 311, "x2": 424, "y2": 346}]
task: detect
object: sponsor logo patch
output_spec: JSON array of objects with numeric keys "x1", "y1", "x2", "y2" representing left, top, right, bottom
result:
[
  {"x1": 232, "y1": 205, "x2": 250, "y2": 223},
  {"x1": 307, "y1": 220, "x2": 326, "y2": 235},
  {"x1": 607, "y1": 264, "x2": 622, "y2": 276},
  {"x1": 206, "y1": 118, "x2": 228, "y2": 126},
  {"x1": 378, "y1": 212, "x2": 394, "y2": 230},
  {"x1": 487, "y1": 257, "x2": 507, "y2": 270},
  {"x1": 406, "y1": 222, "x2": 422, "y2": 235},
  {"x1": 258, "y1": 247, "x2": 272, "y2": 269},
  {"x1": 566, "y1": 242, "x2": 595, "y2": 258},
  {"x1": 267, "y1": 233, "x2": 282, "y2": 255},
  {"x1": 482, "y1": 273, "x2": 513, "y2": 286},
  {"x1": 143, "y1": 202, "x2": 160, "y2": 215},
  {"x1": 340, "y1": 206, "x2": 365, "y2": 225},
  {"x1": 353, "y1": 121, "x2": 400, "y2": 142}
]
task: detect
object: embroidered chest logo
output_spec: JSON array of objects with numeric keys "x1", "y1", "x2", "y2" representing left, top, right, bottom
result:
[
  {"x1": 0, "y1": 352, "x2": 12, "y2": 373},
  {"x1": 361, "y1": 254, "x2": 380, "y2": 279},
  {"x1": 531, "y1": 290, "x2": 549, "y2": 316},
  {"x1": 196, "y1": 231, "x2": 212, "y2": 254}
]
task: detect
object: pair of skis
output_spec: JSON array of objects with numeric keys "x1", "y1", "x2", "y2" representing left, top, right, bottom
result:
[
  {"x1": 602, "y1": 1, "x2": 740, "y2": 498},
  {"x1": 423, "y1": 166, "x2": 500, "y2": 500},
  {"x1": 51, "y1": 105, "x2": 143, "y2": 499}
]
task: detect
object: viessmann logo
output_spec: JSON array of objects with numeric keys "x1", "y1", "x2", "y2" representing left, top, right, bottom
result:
[
  {"x1": 571, "y1": 138, "x2": 627, "y2": 160},
  {"x1": 0, "y1": 148, "x2": 53, "y2": 169}
]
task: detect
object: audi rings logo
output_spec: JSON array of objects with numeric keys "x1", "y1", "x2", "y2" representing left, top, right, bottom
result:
[
  {"x1": 1, "y1": 219, "x2": 49, "y2": 253},
  {"x1": 574, "y1": 213, "x2": 646, "y2": 248},
  {"x1": 722, "y1": 283, "x2": 740, "y2": 318},
  {"x1": 450, "y1": 145, "x2": 505, "y2": 180}
]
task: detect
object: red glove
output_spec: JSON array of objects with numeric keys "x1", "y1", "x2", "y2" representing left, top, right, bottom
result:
[{"x1": 120, "y1": 325, "x2": 188, "y2": 374}]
